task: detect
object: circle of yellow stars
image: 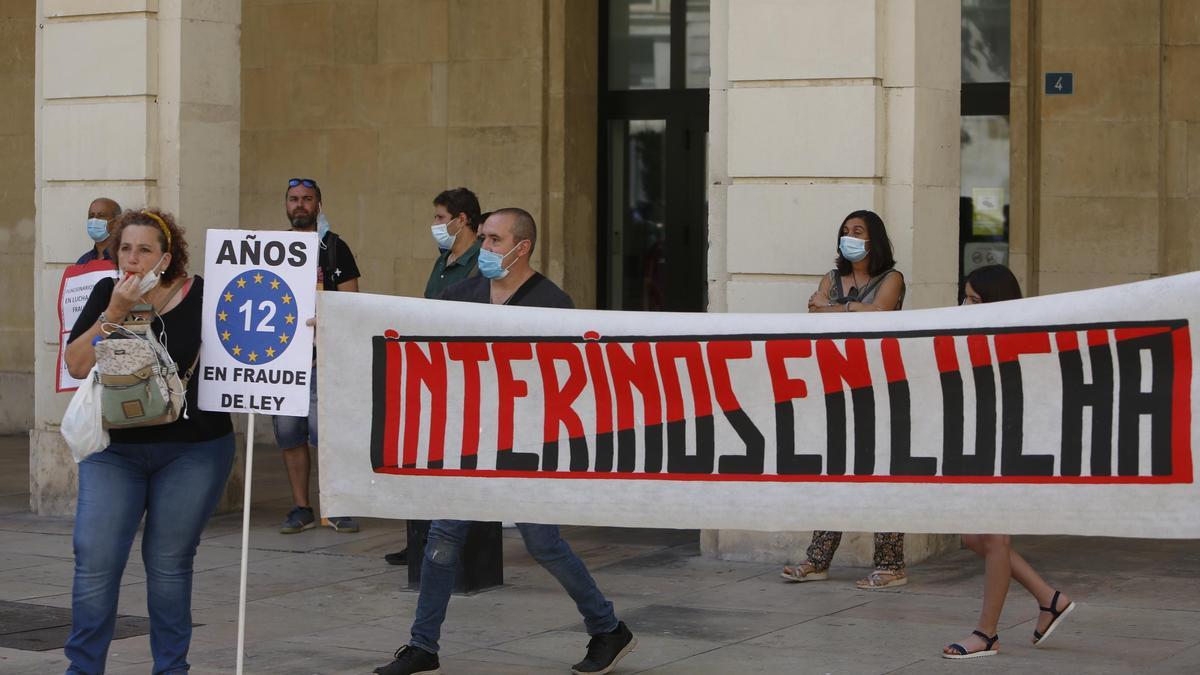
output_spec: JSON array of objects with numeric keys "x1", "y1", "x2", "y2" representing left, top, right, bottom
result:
[{"x1": 217, "y1": 269, "x2": 297, "y2": 365}]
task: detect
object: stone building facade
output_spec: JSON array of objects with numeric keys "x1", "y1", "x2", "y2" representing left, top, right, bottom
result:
[{"x1": 4, "y1": 0, "x2": 1199, "y2": 563}]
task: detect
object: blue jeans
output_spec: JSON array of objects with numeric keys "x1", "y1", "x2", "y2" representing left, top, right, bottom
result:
[
  {"x1": 409, "y1": 520, "x2": 618, "y2": 653},
  {"x1": 66, "y1": 433, "x2": 235, "y2": 675},
  {"x1": 272, "y1": 366, "x2": 318, "y2": 449}
]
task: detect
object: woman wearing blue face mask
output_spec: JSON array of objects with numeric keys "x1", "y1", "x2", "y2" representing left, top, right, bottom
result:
[
  {"x1": 942, "y1": 264, "x2": 1075, "y2": 660},
  {"x1": 806, "y1": 210, "x2": 905, "y2": 313},
  {"x1": 783, "y1": 210, "x2": 909, "y2": 590}
]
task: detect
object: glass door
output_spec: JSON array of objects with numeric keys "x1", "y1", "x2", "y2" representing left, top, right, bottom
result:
[
  {"x1": 600, "y1": 0, "x2": 709, "y2": 312},
  {"x1": 960, "y1": 0, "x2": 1012, "y2": 290}
]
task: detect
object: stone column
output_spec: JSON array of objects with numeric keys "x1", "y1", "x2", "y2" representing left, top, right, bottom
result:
[
  {"x1": 31, "y1": 0, "x2": 241, "y2": 514},
  {"x1": 0, "y1": 1, "x2": 36, "y2": 435},
  {"x1": 703, "y1": 0, "x2": 960, "y2": 566}
]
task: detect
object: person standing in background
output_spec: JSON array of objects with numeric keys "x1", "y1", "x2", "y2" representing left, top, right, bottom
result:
[
  {"x1": 275, "y1": 177, "x2": 363, "y2": 535},
  {"x1": 782, "y1": 210, "x2": 910, "y2": 590},
  {"x1": 77, "y1": 198, "x2": 122, "y2": 264}
]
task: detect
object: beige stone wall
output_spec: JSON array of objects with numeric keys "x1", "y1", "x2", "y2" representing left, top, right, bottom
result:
[
  {"x1": 0, "y1": 0, "x2": 35, "y2": 433},
  {"x1": 1163, "y1": 0, "x2": 1200, "y2": 275},
  {"x1": 1012, "y1": 0, "x2": 1200, "y2": 295},
  {"x1": 711, "y1": 0, "x2": 961, "y2": 313},
  {"x1": 31, "y1": 0, "x2": 243, "y2": 514},
  {"x1": 239, "y1": 0, "x2": 597, "y2": 305},
  {"x1": 704, "y1": 0, "x2": 962, "y2": 566}
]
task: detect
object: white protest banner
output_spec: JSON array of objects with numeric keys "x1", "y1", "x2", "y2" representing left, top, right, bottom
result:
[
  {"x1": 199, "y1": 230, "x2": 317, "y2": 415},
  {"x1": 57, "y1": 259, "x2": 118, "y2": 392},
  {"x1": 317, "y1": 273, "x2": 1200, "y2": 538}
]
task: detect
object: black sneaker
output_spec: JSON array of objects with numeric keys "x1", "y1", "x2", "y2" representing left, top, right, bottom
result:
[
  {"x1": 373, "y1": 645, "x2": 440, "y2": 674},
  {"x1": 384, "y1": 547, "x2": 408, "y2": 565},
  {"x1": 572, "y1": 621, "x2": 636, "y2": 674},
  {"x1": 279, "y1": 506, "x2": 315, "y2": 534}
]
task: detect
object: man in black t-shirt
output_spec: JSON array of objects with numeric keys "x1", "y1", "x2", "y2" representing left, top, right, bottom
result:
[
  {"x1": 373, "y1": 209, "x2": 635, "y2": 675},
  {"x1": 276, "y1": 178, "x2": 362, "y2": 534}
]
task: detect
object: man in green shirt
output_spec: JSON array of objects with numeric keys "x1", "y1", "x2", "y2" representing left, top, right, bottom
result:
[
  {"x1": 423, "y1": 187, "x2": 482, "y2": 299},
  {"x1": 386, "y1": 188, "x2": 484, "y2": 566}
]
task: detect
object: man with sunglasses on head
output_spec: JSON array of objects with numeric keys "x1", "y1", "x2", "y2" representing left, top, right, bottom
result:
[{"x1": 276, "y1": 177, "x2": 362, "y2": 534}]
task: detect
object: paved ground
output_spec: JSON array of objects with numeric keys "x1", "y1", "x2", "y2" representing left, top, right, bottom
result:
[{"x1": 2, "y1": 433, "x2": 1199, "y2": 674}]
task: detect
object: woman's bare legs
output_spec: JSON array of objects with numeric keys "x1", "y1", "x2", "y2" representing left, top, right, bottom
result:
[{"x1": 943, "y1": 535, "x2": 1072, "y2": 655}]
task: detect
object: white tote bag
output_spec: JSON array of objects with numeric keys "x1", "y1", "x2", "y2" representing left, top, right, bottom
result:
[{"x1": 61, "y1": 365, "x2": 110, "y2": 462}]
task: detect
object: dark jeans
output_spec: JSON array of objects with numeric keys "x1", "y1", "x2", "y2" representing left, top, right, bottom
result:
[
  {"x1": 409, "y1": 520, "x2": 618, "y2": 653},
  {"x1": 66, "y1": 434, "x2": 235, "y2": 675}
]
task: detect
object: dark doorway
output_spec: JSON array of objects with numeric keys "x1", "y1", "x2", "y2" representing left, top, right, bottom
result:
[
  {"x1": 599, "y1": 0, "x2": 710, "y2": 312},
  {"x1": 960, "y1": 0, "x2": 1012, "y2": 294}
]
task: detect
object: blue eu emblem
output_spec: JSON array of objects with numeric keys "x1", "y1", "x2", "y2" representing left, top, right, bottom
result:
[{"x1": 216, "y1": 269, "x2": 298, "y2": 365}]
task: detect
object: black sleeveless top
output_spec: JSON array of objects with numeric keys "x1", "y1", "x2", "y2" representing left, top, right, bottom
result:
[{"x1": 69, "y1": 276, "x2": 234, "y2": 445}]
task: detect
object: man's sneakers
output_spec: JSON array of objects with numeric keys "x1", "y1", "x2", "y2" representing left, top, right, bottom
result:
[
  {"x1": 327, "y1": 516, "x2": 360, "y2": 533},
  {"x1": 373, "y1": 645, "x2": 440, "y2": 675},
  {"x1": 279, "y1": 506, "x2": 315, "y2": 534},
  {"x1": 371, "y1": 625, "x2": 634, "y2": 675},
  {"x1": 572, "y1": 621, "x2": 637, "y2": 674},
  {"x1": 384, "y1": 548, "x2": 408, "y2": 565}
]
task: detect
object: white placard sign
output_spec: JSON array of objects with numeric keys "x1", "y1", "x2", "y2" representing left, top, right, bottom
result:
[
  {"x1": 199, "y1": 229, "x2": 318, "y2": 416},
  {"x1": 57, "y1": 259, "x2": 119, "y2": 391}
]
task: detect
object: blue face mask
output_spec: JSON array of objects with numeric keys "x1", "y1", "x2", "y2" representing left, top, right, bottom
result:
[
  {"x1": 839, "y1": 236, "x2": 868, "y2": 263},
  {"x1": 317, "y1": 212, "x2": 331, "y2": 243},
  {"x1": 86, "y1": 218, "x2": 109, "y2": 242},
  {"x1": 477, "y1": 241, "x2": 527, "y2": 279}
]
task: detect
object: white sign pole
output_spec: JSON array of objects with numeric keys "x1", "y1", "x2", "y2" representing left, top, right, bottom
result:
[{"x1": 235, "y1": 413, "x2": 256, "y2": 675}]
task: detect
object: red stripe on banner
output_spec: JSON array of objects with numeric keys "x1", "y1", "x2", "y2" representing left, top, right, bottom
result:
[
  {"x1": 606, "y1": 342, "x2": 664, "y2": 430},
  {"x1": 1088, "y1": 329, "x2": 1110, "y2": 348},
  {"x1": 1115, "y1": 326, "x2": 1172, "y2": 342},
  {"x1": 708, "y1": 341, "x2": 753, "y2": 413},
  {"x1": 881, "y1": 338, "x2": 907, "y2": 384},
  {"x1": 1171, "y1": 326, "x2": 1194, "y2": 483},
  {"x1": 448, "y1": 342, "x2": 490, "y2": 464},
  {"x1": 382, "y1": 340, "x2": 403, "y2": 469},
  {"x1": 766, "y1": 339, "x2": 811, "y2": 404},
  {"x1": 933, "y1": 335, "x2": 959, "y2": 373},
  {"x1": 537, "y1": 342, "x2": 589, "y2": 446},
  {"x1": 403, "y1": 342, "x2": 447, "y2": 468},
  {"x1": 1055, "y1": 331, "x2": 1079, "y2": 353},
  {"x1": 372, "y1": 465, "x2": 1189, "y2": 484},
  {"x1": 585, "y1": 342, "x2": 614, "y2": 434},
  {"x1": 1056, "y1": 331, "x2": 1113, "y2": 352},
  {"x1": 817, "y1": 338, "x2": 871, "y2": 394},
  {"x1": 656, "y1": 342, "x2": 713, "y2": 423},
  {"x1": 967, "y1": 334, "x2": 992, "y2": 368},
  {"x1": 494, "y1": 342, "x2": 534, "y2": 464},
  {"x1": 994, "y1": 331, "x2": 1052, "y2": 363}
]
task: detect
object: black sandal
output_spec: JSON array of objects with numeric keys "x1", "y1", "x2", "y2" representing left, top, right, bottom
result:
[
  {"x1": 1033, "y1": 589, "x2": 1076, "y2": 646},
  {"x1": 943, "y1": 630, "x2": 999, "y2": 659}
]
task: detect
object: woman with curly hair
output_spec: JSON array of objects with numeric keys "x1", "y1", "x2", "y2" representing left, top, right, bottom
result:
[{"x1": 63, "y1": 209, "x2": 235, "y2": 674}]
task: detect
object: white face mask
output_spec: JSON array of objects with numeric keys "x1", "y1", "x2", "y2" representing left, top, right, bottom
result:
[{"x1": 136, "y1": 252, "x2": 168, "y2": 296}]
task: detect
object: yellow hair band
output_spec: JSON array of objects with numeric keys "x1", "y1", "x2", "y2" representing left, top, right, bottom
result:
[{"x1": 140, "y1": 210, "x2": 172, "y2": 249}]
